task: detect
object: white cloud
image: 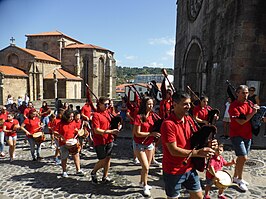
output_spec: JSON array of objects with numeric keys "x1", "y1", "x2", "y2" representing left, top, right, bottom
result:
[
  {"x1": 125, "y1": 55, "x2": 137, "y2": 60},
  {"x1": 148, "y1": 62, "x2": 164, "y2": 68},
  {"x1": 166, "y1": 47, "x2": 175, "y2": 57},
  {"x1": 148, "y1": 37, "x2": 175, "y2": 45}
]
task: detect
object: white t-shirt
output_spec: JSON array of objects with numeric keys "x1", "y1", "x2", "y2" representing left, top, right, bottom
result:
[{"x1": 223, "y1": 102, "x2": 230, "y2": 118}]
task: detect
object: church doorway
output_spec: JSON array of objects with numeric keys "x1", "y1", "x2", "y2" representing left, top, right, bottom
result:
[{"x1": 182, "y1": 39, "x2": 206, "y2": 95}]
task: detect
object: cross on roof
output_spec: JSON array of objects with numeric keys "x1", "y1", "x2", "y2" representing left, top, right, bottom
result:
[{"x1": 10, "y1": 37, "x2": 15, "y2": 45}]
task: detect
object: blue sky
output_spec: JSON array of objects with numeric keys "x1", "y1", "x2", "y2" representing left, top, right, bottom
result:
[{"x1": 0, "y1": 0, "x2": 176, "y2": 68}]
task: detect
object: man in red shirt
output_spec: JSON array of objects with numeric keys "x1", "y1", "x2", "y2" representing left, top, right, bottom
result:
[
  {"x1": 228, "y1": 85, "x2": 260, "y2": 191},
  {"x1": 90, "y1": 97, "x2": 119, "y2": 184},
  {"x1": 161, "y1": 91, "x2": 216, "y2": 199}
]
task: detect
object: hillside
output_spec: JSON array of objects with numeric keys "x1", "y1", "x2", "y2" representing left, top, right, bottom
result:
[{"x1": 116, "y1": 66, "x2": 174, "y2": 85}]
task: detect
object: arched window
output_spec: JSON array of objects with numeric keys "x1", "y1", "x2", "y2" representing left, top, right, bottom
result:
[
  {"x1": 43, "y1": 42, "x2": 49, "y2": 51},
  {"x1": 7, "y1": 53, "x2": 19, "y2": 66}
]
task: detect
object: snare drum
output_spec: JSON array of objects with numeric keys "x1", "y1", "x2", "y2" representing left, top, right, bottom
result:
[
  {"x1": 65, "y1": 138, "x2": 81, "y2": 155},
  {"x1": 32, "y1": 132, "x2": 46, "y2": 144},
  {"x1": 214, "y1": 170, "x2": 232, "y2": 189}
]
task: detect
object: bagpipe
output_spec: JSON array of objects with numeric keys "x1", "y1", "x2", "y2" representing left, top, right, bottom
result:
[
  {"x1": 226, "y1": 80, "x2": 266, "y2": 136},
  {"x1": 141, "y1": 112, "x2": 163, "y2": 144},
  {"x1": 250, "y1": 105, "x2": 266, "y2": 136},
  {"x1": 183, "y1": 116, "x2": 217, "y2": 172},
  {"x1": 151, "y1": 112, "x2": 163, "y2": 133}
]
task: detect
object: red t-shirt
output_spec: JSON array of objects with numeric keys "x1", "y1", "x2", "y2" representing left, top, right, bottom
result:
[
  {"x1": 161, "y1": 114, "x2": 196, "y2": 175},
  {"x1": 193, "y1": 105, "x2": 209, "y2": 121},
  {"x1": 206, "y1": 155, "x2": 227, "y2": 179},
  {"x1": 48, "y1": 118, "x2": 61, "y2": 132},
  {"x1": 75, "y1": 119, "x2": 82, "y2": 129},
  {"x1": 133, "y1": 113, "x2": 155, "y2": 145},
  {"x1": 127, "y1": 108, "x2": 139, "y2": 125},
  {"x1": 91, "y1": 110, "x2": 113, "y2": 146},
  {"x1": 24, "y1": 107, "x2": 31, "y2": 118},
  {"x1": 159, "y1": 99, "x2": 172, "y2": 119},
  {"x1": 229, "y1": 100, "x2": 253, "y2": 139},
  {"x1": 23, "y1": 117, "x2": 41, "y2": 137},
  {"x1": 4, "y1": 119, "x2": 19, "y2": 137},
  {"x1": 0, "y1": 113, "x2": 8, "y2": 131},
  {"x1": 81, "y1": 104, "x2": 92, "y2": 120},
  {"x1": 40, "y1": 106, "x2": 51, "y2": 117},
  {"x1": 57, "y1": 121, "x2": 78, "y2": 146}
]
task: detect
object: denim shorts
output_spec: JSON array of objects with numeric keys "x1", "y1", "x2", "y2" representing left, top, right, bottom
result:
[
  {"x1": 60, "y1": 145, "x2": 70, "y2": 160},
  {"x1": 205, "y1": 178, "x2": 214, "y2": 186},
  {"x1": 95, "y1": 142, "x2": 113, "y2": 160},
  {"x1": 163, "y1": 169, "x2": 202, "y2": 198},
  {"x1": 5, "y1": 135, "x2": 17, "y2": 141},
  {"x1": 132, "y1": 140, "x2": 154, "y2": 151},
  {"x1": 231, "y1": 136, "x2": 251, "y2": 156}
]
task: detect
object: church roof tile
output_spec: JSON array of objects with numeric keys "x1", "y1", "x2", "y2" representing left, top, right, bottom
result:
[
  {"x1": 65, "y1": 43, "x2": 111, "y2": 52},
  {"x1": 19, "y1": 47, "x2": 61, "y2": 63},
  {"x1": 0, "y1": 65, "x2": 28, "y2": 77},
  {"x1": 25, "y1": 31, "x2": 82, "y2": 44},
  {"x1": 44, "y1": 68, "x2": 82, "y2": 81}
]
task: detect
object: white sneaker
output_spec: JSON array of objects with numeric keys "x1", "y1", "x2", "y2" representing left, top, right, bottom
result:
[
  {"x1": 233, "y1": 177, "x2": 249, "y2": 186},
  {"x1": 143, "y1": 185, "x2": 151, "y2": 197},
  {"x1": 133, "y1": 158, "x2": 140, "y2": 164},
  {"x1": 238, "y1": 181, "x2": 248, "y2": 191},
  {"x1": 139, "y1": 182, "x2": 152, "y2": 190},
  {"x1": 62, "y1": 172, "x2": 68, "y2": 178},
  {"x1": 152, "y1": 159, "x2": 162, "y2": 166}
]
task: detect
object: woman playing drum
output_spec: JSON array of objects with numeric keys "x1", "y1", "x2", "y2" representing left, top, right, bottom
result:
[
  {"x1": 54, "y1": 110, "x2": 84, "y2": 178},
  {"x1": 20, "y1": 108, "x2": 44, "y2": 161}
]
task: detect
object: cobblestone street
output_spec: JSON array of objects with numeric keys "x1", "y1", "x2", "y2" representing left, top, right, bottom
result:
[{"x1": 0, "y1": 126, "x2": 266, "y2": 199}]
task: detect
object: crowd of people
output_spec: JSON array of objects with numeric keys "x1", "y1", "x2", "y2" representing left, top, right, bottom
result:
[{"x1": 0, "y1": 82, "x2": 266, "y2": 199}]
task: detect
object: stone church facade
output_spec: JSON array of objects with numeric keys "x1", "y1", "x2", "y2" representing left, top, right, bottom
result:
[
  {"x1": 174, "y1": 0, "x2": 266, "y2": 110},
  {"x1": 26, "y1": 31, "x2": 116, "y2": 99},
  {"x1": 0, "y1": 31, "x2": 116, "y2": 104}
]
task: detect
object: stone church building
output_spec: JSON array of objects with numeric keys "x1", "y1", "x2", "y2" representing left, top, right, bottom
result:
[
  {"x1": 0, "y1": 31, "x2": 116, "y2": 104},
  {"x1": 174, "y1": 0, "x2": 266, "y2": 110}
]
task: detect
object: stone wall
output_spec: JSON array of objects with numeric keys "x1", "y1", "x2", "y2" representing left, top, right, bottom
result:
[
  {"x1": 174, "y1": 0, "x2": 266, "y2": 112},
  {"x1": 26, "y1": 36, "x2": 77, "y2": 60},
  {"x1": 0, "y1": 77, "x2": 27, "y2": 105}
]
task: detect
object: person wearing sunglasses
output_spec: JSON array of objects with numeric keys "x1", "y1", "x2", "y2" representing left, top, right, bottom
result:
[{"x1": 247, "y1": 86, "x2": 260, "y2": 105}]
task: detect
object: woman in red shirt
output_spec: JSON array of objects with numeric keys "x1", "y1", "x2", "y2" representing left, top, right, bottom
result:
[
  {"x1": 54, "y1": 110, "x2": 84, "y2": 178},
  {"x1": 3, "y1": 112, "x2": 20, "y2": 162},
  {"x1": 20, "y1": 109, "x2": 43, "y2": 161},
  {"x1": 132, "y1": 96, "x2": 161, "y2": 197}
]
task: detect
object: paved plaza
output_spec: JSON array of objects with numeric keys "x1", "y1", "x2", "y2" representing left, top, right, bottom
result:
[{"x1": 0, "y1": 122, "x2": 266, "y2": 199}]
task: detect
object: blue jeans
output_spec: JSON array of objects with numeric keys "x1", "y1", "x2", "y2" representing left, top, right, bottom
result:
[
  {"x1": 41, "y1": 116, "x2": 50, "y2": 133},
  {"x1": 27, "y1": 137, "x2": 41, "y2": 159},
  {"x1": 0, "y1": 131, "x2": 4, "y2": 152},
  {"x1": 163, "y1": 169, "x2": 202, "y2": 198}
]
